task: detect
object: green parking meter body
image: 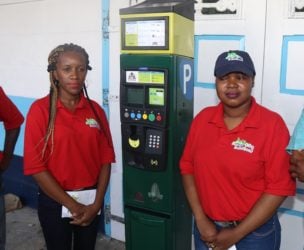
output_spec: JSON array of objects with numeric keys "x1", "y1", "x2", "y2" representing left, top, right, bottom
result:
[
  {"x1": 121, "y1": 54, "x2": 193, "y2": 250},
  {"x1": 120, "y1": 1, "x2": 194, "y2": 250}
]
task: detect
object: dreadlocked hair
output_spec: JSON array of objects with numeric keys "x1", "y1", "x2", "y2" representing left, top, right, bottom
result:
[{"x1": 42, "y1": 43, "x2": 92, "y2": 158}]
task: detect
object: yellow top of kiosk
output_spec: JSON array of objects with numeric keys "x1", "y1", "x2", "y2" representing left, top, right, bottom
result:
[{"x1": 120, "y1": 0, "x2": 194, "y2": 58}]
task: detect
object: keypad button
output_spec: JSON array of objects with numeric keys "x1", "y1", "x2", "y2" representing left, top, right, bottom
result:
[{"x1": 148, "y1": 114, "x2": 155, "y2": 122}]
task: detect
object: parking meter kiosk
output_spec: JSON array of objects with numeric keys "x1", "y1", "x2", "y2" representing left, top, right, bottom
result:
[{"x1": 120, "y1": 1, "x2": 194, "y2": 249}]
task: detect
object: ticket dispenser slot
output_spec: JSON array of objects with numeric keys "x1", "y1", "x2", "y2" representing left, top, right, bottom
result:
[
  {"x1": 127, "y1": 125, "x2": 144, "y2": 152},
  {"x1": 122, "y1": 123, "x2": 166, "y2": 171}
]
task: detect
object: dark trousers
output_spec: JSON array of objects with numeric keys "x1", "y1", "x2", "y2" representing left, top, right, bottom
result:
[
  {"x1": 38, "y1": 190, "x2": 100, "y2": 250},
  {"x1": 0, "y1": 178, "x2": 5, "y2": 250}
]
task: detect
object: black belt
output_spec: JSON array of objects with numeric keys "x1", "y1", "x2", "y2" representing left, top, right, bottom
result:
[
  {"x1": 65, "y1": 184, "x2": 97, "y2": 192},
  {"x1": 214, "y1": 220, "x2": 241, "y2": 228}
]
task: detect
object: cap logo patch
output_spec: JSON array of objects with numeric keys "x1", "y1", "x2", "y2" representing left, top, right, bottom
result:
[{"x1": 225, "y1": 52, "x2": 243, "y2": 62}]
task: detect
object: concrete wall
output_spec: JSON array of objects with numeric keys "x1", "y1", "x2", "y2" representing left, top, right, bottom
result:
[
  {"x1": 0, "y1": 0, "x2": 104, "y2": 156},
  {"x1": 0, "y1": 0, "x2": 102, "y2": 100}
]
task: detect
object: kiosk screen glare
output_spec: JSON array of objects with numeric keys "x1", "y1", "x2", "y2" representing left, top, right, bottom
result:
[{"x1": 149, "y1": 88, "x2": 164, "y2": 106}]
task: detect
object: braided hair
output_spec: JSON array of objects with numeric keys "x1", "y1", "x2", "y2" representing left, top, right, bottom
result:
[{"x1": 42, "y1": 43, "x2": 93, "y2": 158}]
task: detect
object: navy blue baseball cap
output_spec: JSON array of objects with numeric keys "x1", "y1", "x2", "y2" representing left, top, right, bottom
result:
[{"x1": 214, "y1": 50, "x2": 256, "y2": 77}]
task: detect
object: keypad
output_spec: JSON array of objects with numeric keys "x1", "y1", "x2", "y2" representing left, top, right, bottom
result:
[{"x1": 148, "y1": 134, "x2": 160, "y2": 149}]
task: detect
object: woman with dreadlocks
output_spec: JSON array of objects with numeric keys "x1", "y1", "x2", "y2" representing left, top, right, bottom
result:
[{"x1": 23, "y1": 43, "x2": 115, "y2": 250}]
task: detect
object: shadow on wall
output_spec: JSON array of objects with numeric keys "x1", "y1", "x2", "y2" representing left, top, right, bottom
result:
[{"x1": 3, "y1": 155, "x2": 38, "y2": 208}]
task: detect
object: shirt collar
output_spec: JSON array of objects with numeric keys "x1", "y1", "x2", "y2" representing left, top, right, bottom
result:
[
  {"x1": 209, "y1": 96, "x2": 260, "y2": 129},
  {"x1": 56, "y1": 93, "x2": 87, "y2": 110}
]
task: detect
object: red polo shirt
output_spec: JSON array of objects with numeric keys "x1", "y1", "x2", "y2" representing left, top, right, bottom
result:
[
  {"x1": 24, "y1": 94, "x2": 115, "y2": 190},
  {"x1": 0, "y1": 87, "x2": 24, "y2": 160},
  {"x1": 180, "y1": 97, "x2": 295, "y2": 221}
]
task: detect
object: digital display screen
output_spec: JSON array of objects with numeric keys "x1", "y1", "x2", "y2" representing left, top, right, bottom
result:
[
  {"x1": 149, "y1": 88, "x2": 165, "y2": 106},
  {"x1": 121, "y1": 17, "x2": 168, "y2": 50},
  {"x1": 127, "y1": 88, "x2": 144, "y2": 105},
  {"x1": 126, "y1": 70, "x2": 165, "y2": 84}
]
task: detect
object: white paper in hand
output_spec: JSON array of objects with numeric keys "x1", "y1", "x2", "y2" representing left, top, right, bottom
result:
[{"x1": 61, "y1": 189, "x2": 100, "y2": 218}]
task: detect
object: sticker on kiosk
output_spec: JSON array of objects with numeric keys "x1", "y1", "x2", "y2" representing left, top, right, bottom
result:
[{"x1": 126, "y1": 71, "x2": 165, "y2": 84}]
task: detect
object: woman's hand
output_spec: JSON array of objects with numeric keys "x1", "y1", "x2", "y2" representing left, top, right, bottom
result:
[
  {"x1": 290, "y1": 150, "x2": 304, "y2": 182},
  {"x1": 70, "y1": 203, "x2": 101, "y2": 226},
  {"x1": 211, "y1": 228, "x2": 239, "y2": 250},
  {"x1": 196, "y1": 218, "x2": 218, "y2": 245},
  {"x1": 70, "y1": 164, "x2": 111, "y2": 227}
]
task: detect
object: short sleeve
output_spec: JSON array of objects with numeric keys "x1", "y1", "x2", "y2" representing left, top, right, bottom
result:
[{"x1": 0, "y1": 87, "x2": 24, "y2": 129}]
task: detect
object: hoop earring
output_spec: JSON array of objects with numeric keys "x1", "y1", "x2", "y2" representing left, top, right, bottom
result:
[{"x1": 54, "y1": 80, "x2": 59, "y2": 87}]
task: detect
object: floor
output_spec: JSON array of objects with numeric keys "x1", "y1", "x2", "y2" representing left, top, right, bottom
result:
[{"x1": 6, "y1": 206, "x2": 125, "y2": 250}]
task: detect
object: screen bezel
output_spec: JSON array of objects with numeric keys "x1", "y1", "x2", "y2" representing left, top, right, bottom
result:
[{"x1": 121, "y1": 16, "x2": 169, "y2": 51}]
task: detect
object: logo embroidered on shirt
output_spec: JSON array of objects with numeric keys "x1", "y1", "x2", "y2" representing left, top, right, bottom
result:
[
  {"x1": 85, "y1": 118, "x2": 100, "y2": 129},
  {"x1": 231, "y1": 137, "x2": 254, "y2": 153},
  {"x1": 225, "y1": 52, "x2": 243, "y2": 62}
]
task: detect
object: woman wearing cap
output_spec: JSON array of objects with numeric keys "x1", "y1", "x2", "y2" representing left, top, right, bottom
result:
[{"x1": 180, "y1": 50, "x2": 295, "y2": 250}]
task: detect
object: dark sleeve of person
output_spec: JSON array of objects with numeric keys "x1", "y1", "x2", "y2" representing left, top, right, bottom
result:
[
  {"x1": 0, "y1": 87, "x2": 24, "y2": 130},
  {"x1": 0, "y1": 87, "x2": 24, "y2": 171}
]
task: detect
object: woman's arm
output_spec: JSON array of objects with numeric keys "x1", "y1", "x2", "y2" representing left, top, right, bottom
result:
[
  {"x1": 33, "y1": 170, "x2": 85, "y2": 218},
  {"x1": 182, "y1": 174, "x2": 217, "y2": 243},
  {"x1": 0, "y1": 127, "x2": 21, "y2": 172},
  {"x1": 92, "y1": 163, "x2": 111, "y2": 212}
]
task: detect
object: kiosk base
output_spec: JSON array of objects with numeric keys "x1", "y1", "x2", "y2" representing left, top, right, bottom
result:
[{"x1": 125, "y1": 207, "x2": 173, "y2": 250}]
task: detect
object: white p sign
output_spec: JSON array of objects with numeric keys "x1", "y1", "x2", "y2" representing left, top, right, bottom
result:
[{"x1": 183, "y1": 64, "x2": 192, "y2": 95}]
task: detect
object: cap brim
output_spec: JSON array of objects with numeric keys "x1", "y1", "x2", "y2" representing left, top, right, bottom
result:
[{"x1": 215, "y1": 64, "x2": 255, "y2": 77}]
